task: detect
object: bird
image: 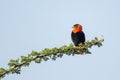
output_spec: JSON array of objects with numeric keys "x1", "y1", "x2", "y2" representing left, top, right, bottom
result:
[{"x1": 71, "y1": 24, "x2": 85, "y2": 54}]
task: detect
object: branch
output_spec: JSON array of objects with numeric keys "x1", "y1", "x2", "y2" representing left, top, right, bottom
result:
[{"x1": 0, "y1": 37, "x2": 104, "y2": 79}]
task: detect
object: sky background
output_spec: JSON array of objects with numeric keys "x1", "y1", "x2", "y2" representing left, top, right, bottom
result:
[{"x1": 0, "y1": 0, "x2": 120, "y2": 80}]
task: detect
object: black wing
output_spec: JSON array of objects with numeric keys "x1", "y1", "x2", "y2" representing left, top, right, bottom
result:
[{"x1": 71, "y1": 31, "x2": 85, "y2": 46}]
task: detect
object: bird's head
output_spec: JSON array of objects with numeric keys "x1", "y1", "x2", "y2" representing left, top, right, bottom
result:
[{"x1": 72, "y1": 24, "x2": 83, "y2": 33}]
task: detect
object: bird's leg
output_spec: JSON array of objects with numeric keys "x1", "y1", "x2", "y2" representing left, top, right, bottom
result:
[{"x1": 78, "y1": 50, "x2": 84, "y2": 55}]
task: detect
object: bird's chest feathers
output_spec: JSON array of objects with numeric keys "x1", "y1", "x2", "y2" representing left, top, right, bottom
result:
[{"x1": 72, "y1": 29, "x2": 80, "y2": 33}]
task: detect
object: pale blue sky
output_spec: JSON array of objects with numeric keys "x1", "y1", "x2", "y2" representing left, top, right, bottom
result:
[{"x1": 0, "y1": 0, "x2": 120, "y2": 80}]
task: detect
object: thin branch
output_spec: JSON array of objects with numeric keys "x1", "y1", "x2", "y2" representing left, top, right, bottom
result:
[{"x1": 0, "y1": 37, "x2": 104, "y2": 79}]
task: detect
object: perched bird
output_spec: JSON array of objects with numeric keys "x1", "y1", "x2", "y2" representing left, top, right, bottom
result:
[{"x1": 71, "y1": 24, "x2": 85, "y2": 54}]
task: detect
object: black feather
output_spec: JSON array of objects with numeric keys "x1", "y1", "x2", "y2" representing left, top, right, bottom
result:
[{"x1": 71, "y1": 31, "x2": 85, "y2": 46}]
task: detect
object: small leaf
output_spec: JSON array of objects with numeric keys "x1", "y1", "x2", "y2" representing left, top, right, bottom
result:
[
  {"x1": 42, "y1": 56, "x2": 49, "y2": 61},
  {"x1": 68, "y1": 43, "x2": 74, "y2": 48},
  {"x1": 21, "y1": 56, "x2": 30, "y2": 62},
  {"x1": 34, "y1": 58, "x2": 41, "y2": 63},
  {"x1": 51, "y1": 55, "x2": 57, "y2": 60},
  {"x1": 0, "y1": 68, "x2": 6, "y2": 73},
  {"x1": 97, "y1": 43, "x2": 102, "y2": 47},
  {"x1": 31, "y1": 51, "x2": 38, "y2": 56},
  {"x1": 95, "y1": 37, "x2": 98, "y2": 40},
  {"x1": 57, "y1": 53, "x2": 63, "y2": 58},
  {"x1": 8, "y1": 59, "x2": 19, "y2": 67},
  {"x1": 0, "y1": 68, "x2": 7, "y2": 78},
  {"x1": 11, "y1": 68, "x2": 21, "y2": 74},
  {"x1": 51, "y1": 47, "x2": 59, "y2": 54}
]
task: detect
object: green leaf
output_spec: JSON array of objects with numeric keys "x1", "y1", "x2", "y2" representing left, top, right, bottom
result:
[
  {"x1": 51, "y1": 55, "x2": 57, "y2": 60},
  {"x1": 42, "y1": 56, "x2": 49, "y2": 61},
  {"x1": 57, "y1": 53, "x2": 63, "y2": 58},
  {"x1": 0, "y1": 68, "x2": 7, "y2": 78},
  {"x1": 21, "y1": 56, "x2": 30, "y2": 62},
  {"x1": 51, "y1": 47, "x2": 59, "y2": 54},
  {"x1": 8, "y1": 59, "x2": 19, "y2": 67},
  {"x1": 0, "y1": 68, "x2": 6, "y2": 74},
  {"x1": 11, "y1": 68, "x2": 21, "y2": 74},
  {"x1": 31, "y1": 51, "x2": 38, "y2": 56},
  {"x1": 95, "y1": 37, "x2": 98, "y2": 40},
  {"x1": 34, "y1": 58, "x2": 41, "y2": 63},
  {"x1": 97, "y1": 43, "x2": 102, "y2": 47},
  {"x1": 41, "y1": 48, "x2": 52, "y2": 55},
  {"x1": 68, "y1": 43, "x2": 74, "y2": 48}
]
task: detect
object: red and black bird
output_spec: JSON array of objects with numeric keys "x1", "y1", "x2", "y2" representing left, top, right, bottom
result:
[{"x1": 71, "y1": 24, "x2": 85, "y2": 46}]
